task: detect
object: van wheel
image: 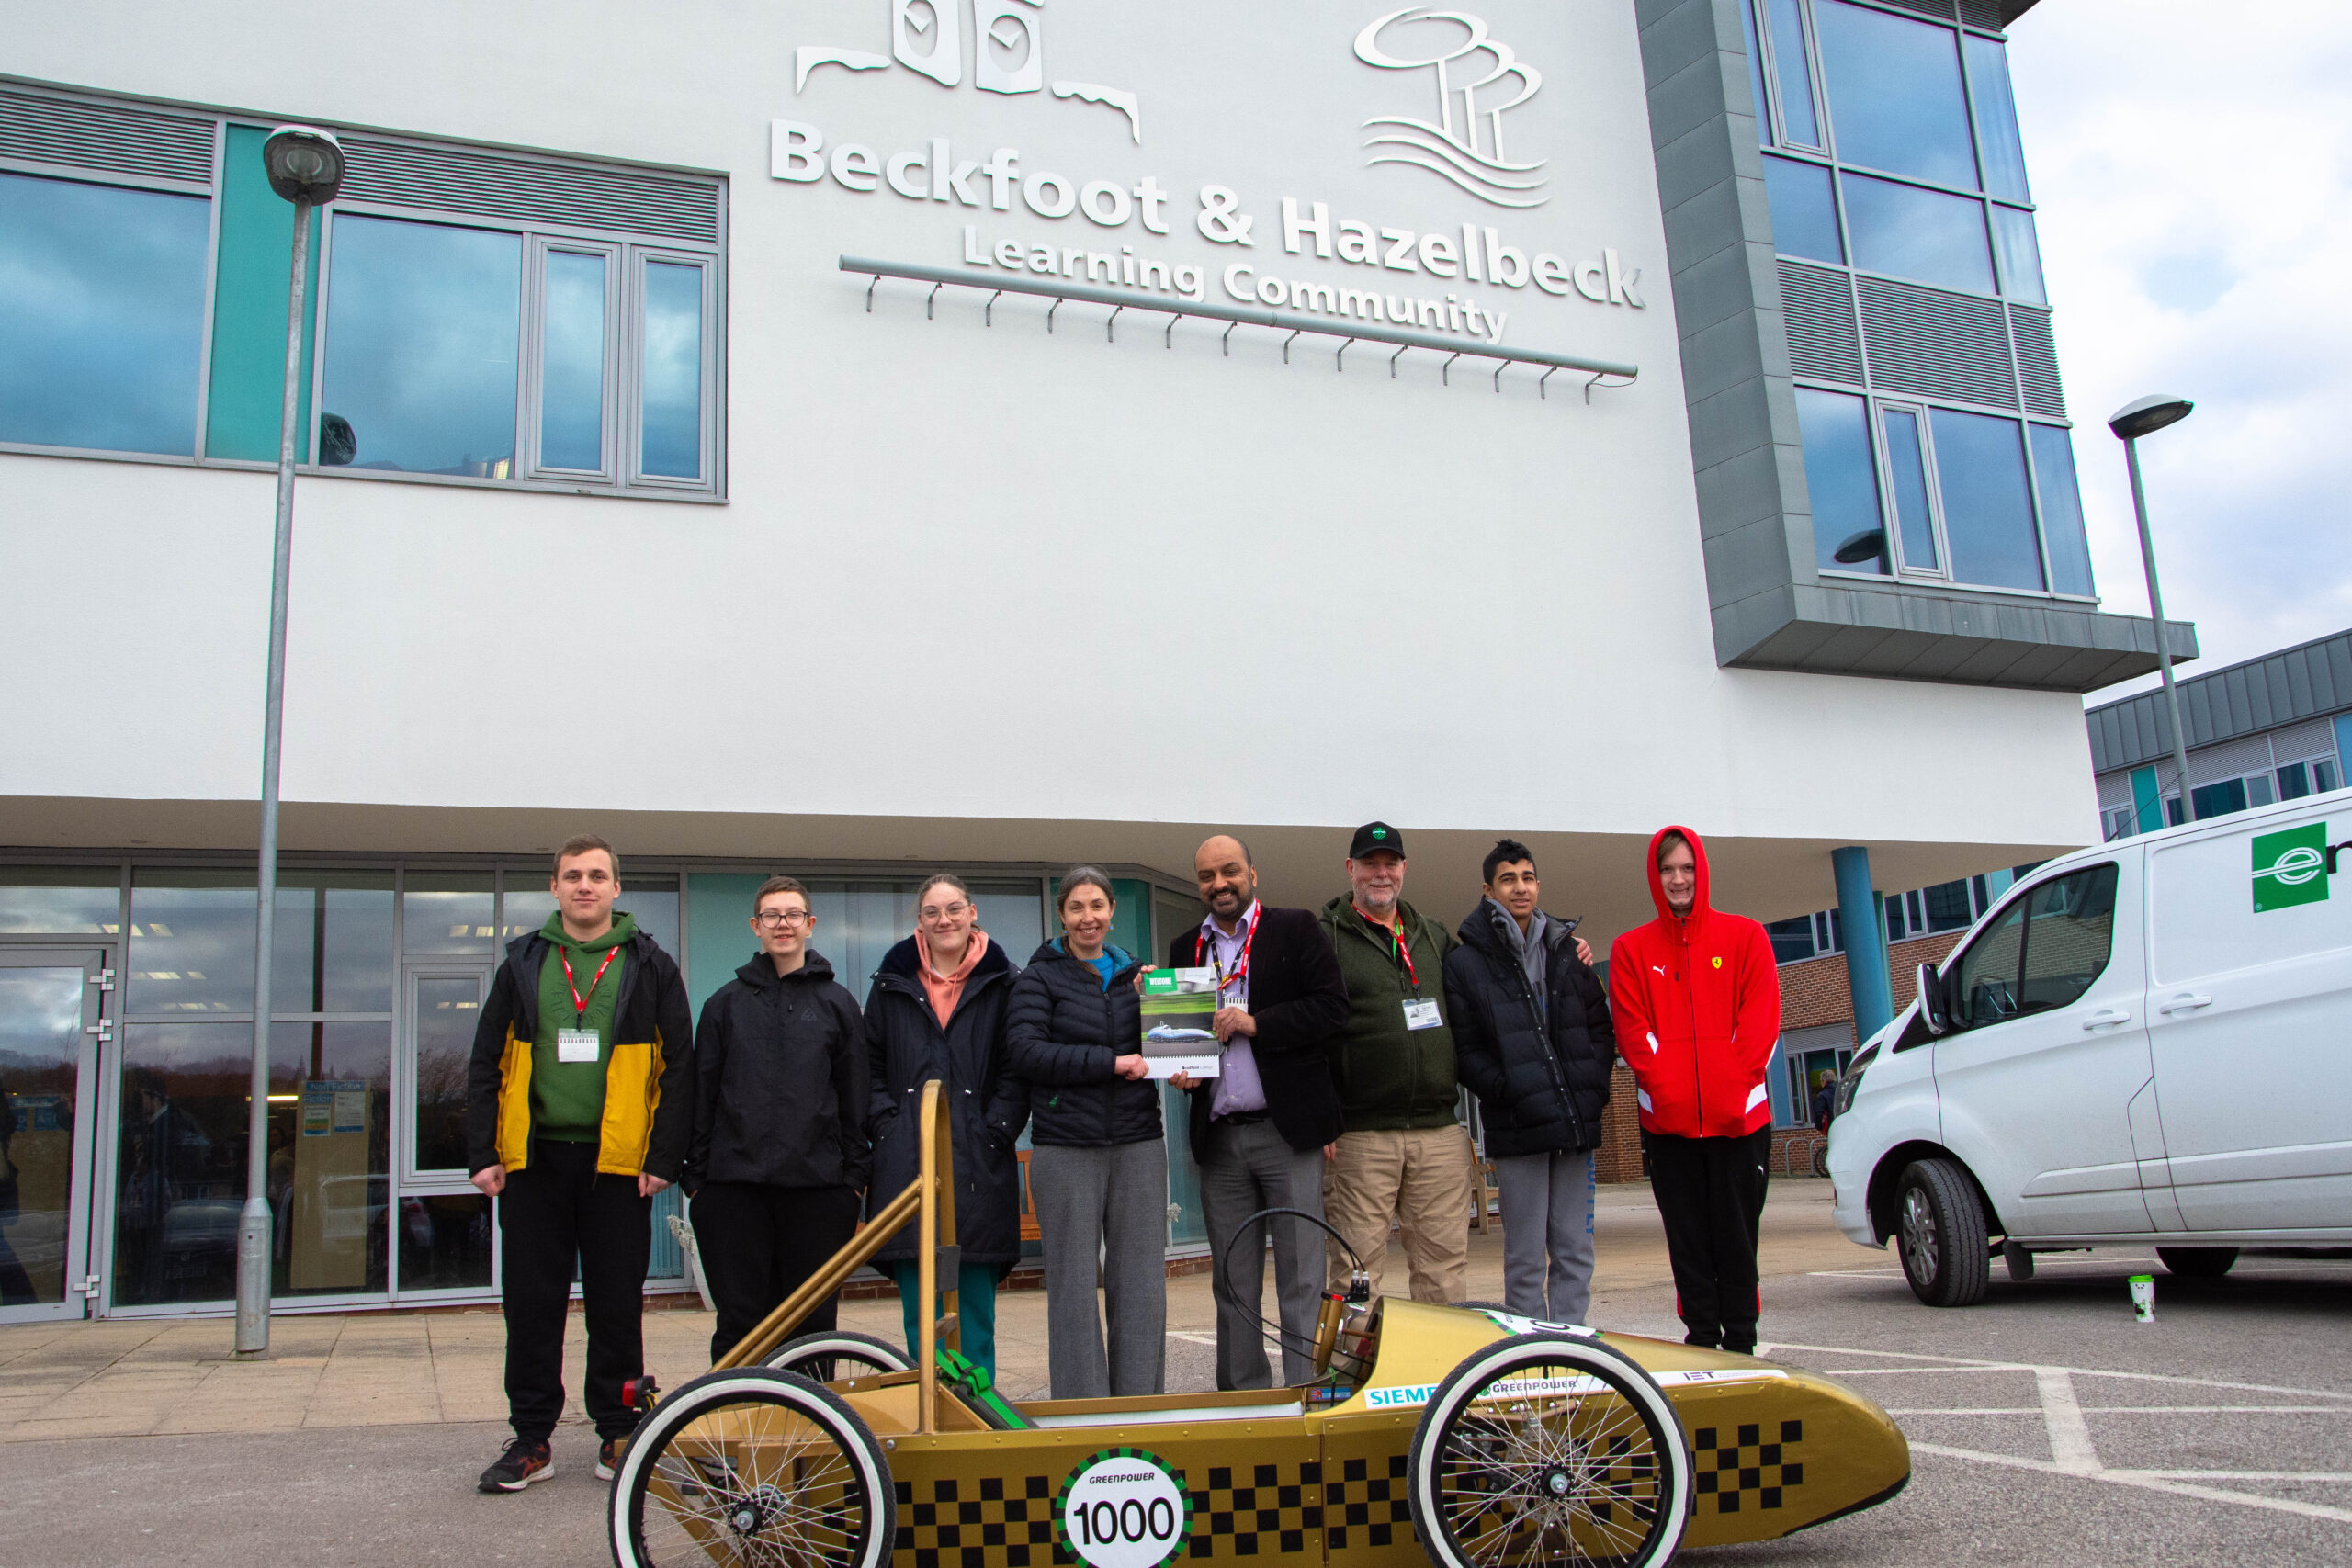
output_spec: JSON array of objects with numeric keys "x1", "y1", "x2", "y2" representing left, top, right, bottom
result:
[
  {"x1": 1895, "y1": 1158, "x2": 1989, "y2": 1307},
  {"x1": 2157, "y1": 1247, "x2": 2239, "y2": 1279}
]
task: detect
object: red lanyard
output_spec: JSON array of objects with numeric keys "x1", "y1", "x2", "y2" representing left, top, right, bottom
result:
[
  {"x1": 1196, "y1": 903, "x2": 1261, "y2": 995},
  {"x1": 1355, "y1": 907, "x2": 1417, "y2": 990},
  {"x1": 559, "y1": 944, "x2": 619, "y2": 1020}
]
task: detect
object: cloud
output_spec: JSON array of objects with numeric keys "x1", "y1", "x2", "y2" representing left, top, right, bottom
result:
[{"x1": 2007, "y1": 2, "x2": 2352, "y2": 700}]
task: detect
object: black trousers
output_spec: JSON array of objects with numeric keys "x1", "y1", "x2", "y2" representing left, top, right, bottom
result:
[
  {"x1": 498, "y1": 1138, "x2": 651, "y2": 1442},
  {"x1": 689, "y1": 1182, "x2": 862, "y2": 1363},
  {"x1": 1643, "y1": 1126, "x2": 1772, "y2": 1352}
]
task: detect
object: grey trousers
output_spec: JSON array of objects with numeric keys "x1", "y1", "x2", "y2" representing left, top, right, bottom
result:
[
  {"x1": 1029, "y1": 1140, "x2": 1168, "y2": 1399},
  {"x1": 1198, "y1": 1118, "x2": 1326, "y2": 1390},
  {"x1": 1493, "y1": 1147, "x2": 1597, "y2": 1324}
]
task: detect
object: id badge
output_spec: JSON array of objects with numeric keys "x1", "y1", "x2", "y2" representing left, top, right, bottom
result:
[
  {"x1": 556, "y1": 1028, "x2": 601, "y2": 1064},
  {"x1": 1403, "y1": 998, "x2": 1442, "y2": 1031}
]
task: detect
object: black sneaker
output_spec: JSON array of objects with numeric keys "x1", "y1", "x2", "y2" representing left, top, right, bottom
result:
[
  {"x1": 478, "y1": 1437, "x2": 554, "y2": 1493},
  {"x1": 596, "y1": 1435, "x2": 629, "y2": 1482}
]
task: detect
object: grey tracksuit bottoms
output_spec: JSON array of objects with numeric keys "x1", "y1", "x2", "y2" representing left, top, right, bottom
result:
[
  {"x1": 1493, "y1": 1147, "x2": 1597, "y2": 1324},
  {"x1": 1029, "y1": 1139, "x2": 1168, "y2": 1399}
]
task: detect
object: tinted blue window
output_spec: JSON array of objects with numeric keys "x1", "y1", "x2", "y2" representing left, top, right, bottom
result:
[
  {"x1": 538, "y1": 249, "x2": 606, "y2": 472},
  {"x1": 1964, "y1": 35, "x2": 2031, "y2": 204},
  {"x1": 1932, "y1": 408, "x2": 2044, "y2": 591},
  {"x1": 0, "y1": 173, "x2": 209, "y2": 456},
  {"x1": 320, "y1": 215, "x2": 521, "y2": 476},
  {"x1": 1796, "y1": 388, "x2": 1888, "y2": 574},
  {"x1": 1843, "y1": 174, "x2": 1994, "y2": 294},
  {"x1": 639, "y1": 261, "x2": 704, "y2": 479},
  {"x1": 1814, "y1": 0, "x2": 1977, "y2": 189},
  {"x1": 1764, "y1": 0, "x2": 1821, "y2": 147},
  {"x1": 1741, "y1": 0, "x2": 1772, "y2": 146},
  {"x1": 1763, "y1": 155, "x2": 1843, "y2": 264},
  {"x1": 1992, "y1": 206, "x2": 2045, "y2": 303},
  {"x1": 1881, "y1": 406, "x2": 1938, "y2": 570},
  {"x1": 2029, "y1": 423, "x2": 2094, "y2": 596},
  {"x1": 2190, "y1": 779, "x2": 2249, "y2": 820}
]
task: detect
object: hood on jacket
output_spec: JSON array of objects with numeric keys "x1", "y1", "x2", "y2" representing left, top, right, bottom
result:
[
  {"x1": 1645, "y1": 824, "x2": 1713, "y2": 939},
  {"x1": 877, "y1": 931, "x2": 1013, "y2": 985},
  {"x1": 1030, "y1": 937, "x2": 1136, "y2": 976},
  {"x1": 733, "y1": 947, "x2": 840, "y2": 988}
]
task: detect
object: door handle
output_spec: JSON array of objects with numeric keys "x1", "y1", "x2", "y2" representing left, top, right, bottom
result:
[
  {"x1": 2080, "y1": 1009, "x2": 2132, "y2": 1030},
  {"x1": 2158, "y1": 993, "x2": 2213, "y2": 1014}
]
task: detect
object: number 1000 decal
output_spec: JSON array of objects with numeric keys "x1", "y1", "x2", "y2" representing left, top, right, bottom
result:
[{"x1": 1054, "y1": 1448, "x2": 1195, "y2": 1568}]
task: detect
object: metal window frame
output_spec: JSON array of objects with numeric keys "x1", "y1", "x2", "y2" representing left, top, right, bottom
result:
[
  {"x1": 1871, "y1": 397, "x2": 1952, "y2": 581},
  {"x1": 625, "y1": 246, "x2": 721, "y2": 493},
  {"x1": 522, "y1": 235, "x2": 623, "y2": 484},
  {"x1": 1754, "y1": 0, "x2": 1829, "y2": 153}
]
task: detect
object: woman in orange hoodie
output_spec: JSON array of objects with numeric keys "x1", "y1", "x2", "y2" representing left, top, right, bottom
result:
[{"x1": 1607, "y1": 826, "x2": 1781, "y2": 1354}]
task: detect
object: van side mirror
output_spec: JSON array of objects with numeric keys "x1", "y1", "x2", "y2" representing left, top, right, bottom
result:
[{"x1": 1917, "y1": 962, "x2": 1948, "y2": 1036}]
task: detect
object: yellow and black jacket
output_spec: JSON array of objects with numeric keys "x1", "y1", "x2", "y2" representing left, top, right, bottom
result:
[{"x1": 463, "y1": 926, "x2": 695, "y2": 1181}]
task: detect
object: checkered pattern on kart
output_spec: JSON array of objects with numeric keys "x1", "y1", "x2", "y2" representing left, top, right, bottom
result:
[
  {"x1": 892, "y1": 1462, "x2": 1333, "y2": 1568},
  {"x1": 1186, "y1": 1461, "x2": 1326, "y2": 1558},
  {"x1": 1320, "y1": 1453, "x2": 1418, "y2": 1551},
  {"x1": 895, "y1": 1474, "x2": 1058, "y2": 1568},
  {"x1": 1691, "y1": 1420, "x2": 1804, "y2": 1514}
]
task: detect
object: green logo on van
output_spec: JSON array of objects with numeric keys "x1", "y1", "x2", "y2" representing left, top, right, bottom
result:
[{"x1": 2252, "y1": 823, "x2": 2329, "y2": 912}]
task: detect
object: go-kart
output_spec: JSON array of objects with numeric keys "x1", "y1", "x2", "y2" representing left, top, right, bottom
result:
[{"x1": 607, "y1": 1084, "x2": 1908, "y2": 1568}]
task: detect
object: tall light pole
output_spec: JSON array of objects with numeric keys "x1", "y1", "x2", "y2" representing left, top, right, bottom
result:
[
  {"x1": 235, "y1": 125, "x2": 345, "y2": 1359},
  {"x1": 2109, "y1": 392, "x2": 2197, "y2": 828}
]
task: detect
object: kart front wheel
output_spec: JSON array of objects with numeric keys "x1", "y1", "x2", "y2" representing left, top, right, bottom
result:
[
  {"x1": 1408, "y1": 1332, "x2": 1691, "y2": 1568},
  {"x1": 610, "y1": 1366, "x2": 895, "y2": 1568},
  {"x1": 767, "y1": 1327, "x2": 915, "y2": 1382}
]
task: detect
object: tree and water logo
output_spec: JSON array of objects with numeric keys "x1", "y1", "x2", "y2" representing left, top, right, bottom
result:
[
  {"x1": 2251, "y1": 823, "x2": 2333, "y2": 913},
  {"x1": 1353, "y1": 7, "x2": 1549, "y2": 209}
]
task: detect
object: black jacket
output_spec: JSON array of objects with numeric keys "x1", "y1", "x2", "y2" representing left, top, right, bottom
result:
[
  {"x1": 864, "y1": 934, "x2": 1029, "y2": 1267},
  {"x1": 1165, "y1": 905, "x2": 1349, "y2": 1163},
  {"x1": 684, "y1": 950, "x2": 869, "y2": 1193},
  {"x1": 465, "y1": 924, "x2": 695, "y2": 1181},
  {"x1": 1007, "y1": 941, "x2": 1161, "y2": 1148},
  {"x1": 1444, "y1": 902, "x2": 1614, "y2": 1158}
]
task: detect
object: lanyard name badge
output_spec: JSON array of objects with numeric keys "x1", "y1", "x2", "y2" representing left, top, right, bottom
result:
[
  {"x1": 1363, "y1": 908, "x2": 1441, "y2": 1031},
  {"x1": 1198, "y1": 904, "x2": 1260, "y2": 1004},
  {"x1": 557, "y1": 943, "x2": 618, "y2": 1063}
]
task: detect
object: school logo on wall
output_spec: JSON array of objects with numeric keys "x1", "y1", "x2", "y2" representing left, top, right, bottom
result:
[
  {"x1": 1354, "y1": 7, "x2": 1548, "y2": 209},
  {"x1": 2252, "y1": 822, "x2": 2330, "y2": 912},
  {"x1": 796, "y1": 0, "x2": 1143, "y2": 142}
]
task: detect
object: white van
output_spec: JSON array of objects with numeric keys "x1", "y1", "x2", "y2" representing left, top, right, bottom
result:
[{"x1": 1827, "y1": 787, "x2": 2352, "y2": 1305}]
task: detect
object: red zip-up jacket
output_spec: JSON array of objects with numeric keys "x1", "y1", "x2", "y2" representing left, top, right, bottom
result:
[{"x1": 1608, "y1": 825, "x2": 1781, "y2": 1138}]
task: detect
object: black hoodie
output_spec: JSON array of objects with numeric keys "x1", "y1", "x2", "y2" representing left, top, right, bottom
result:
[{"x1": 684, "y1": 948, "x2": 869, "y2": 1191}]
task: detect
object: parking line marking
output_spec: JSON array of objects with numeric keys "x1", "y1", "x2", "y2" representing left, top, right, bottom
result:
[
  {"x1": 1908, "y1": 1442, "x2": 2352, "y2": 1527},
  {"x1": 2035, "y1": 1369, "x2": 2099, "y2": 1473},
  {"x1": 1887, "y1": 1405, "x2": 2352, "y2": 1416}
]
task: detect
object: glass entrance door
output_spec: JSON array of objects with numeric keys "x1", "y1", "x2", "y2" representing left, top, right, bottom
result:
[{"x1": 0, "y1": 947, "x2": 106, "y2": 1323}]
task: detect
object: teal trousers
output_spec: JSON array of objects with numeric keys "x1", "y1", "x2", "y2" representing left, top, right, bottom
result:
[{"x1": 885, "y1": 1259, "x2": 1001, "y2": 1382}]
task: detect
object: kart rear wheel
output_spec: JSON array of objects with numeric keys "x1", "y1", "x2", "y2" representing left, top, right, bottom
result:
[
  {"x1": 2157, "y1": 1246, "x2": 2239, "y2": 1280},
  {"x1": 767, "y1": 1328, "x2": 915, "y2": 1382},
  {"x1": 1408, "y1": 1332, "x2": 1691, "y2": 1568},
  {"x1": 610, "y1": 1366, "x2": 894, "y2": 1568},
  {"x1": 1895, "y1": 1157, "x2": 1988, "y2": 1307}
]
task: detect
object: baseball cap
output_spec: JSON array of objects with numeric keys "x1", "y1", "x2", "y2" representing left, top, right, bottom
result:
[{"x1": 1349, "y1": 821, "x2": 1406, "y2": 859}]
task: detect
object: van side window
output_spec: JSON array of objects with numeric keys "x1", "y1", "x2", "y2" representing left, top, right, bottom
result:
[{"x1": 1951, "y1": 864, "x2": 2119, "y2": 1029}]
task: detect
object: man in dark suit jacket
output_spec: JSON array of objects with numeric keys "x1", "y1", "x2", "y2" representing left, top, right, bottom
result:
[{"x1": 1167, "y1": 835, "x2": 1349, "y2": 1389}]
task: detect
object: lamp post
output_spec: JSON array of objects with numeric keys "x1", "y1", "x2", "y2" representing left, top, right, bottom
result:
[
  {"x1": 235, "y1": 126, "x2": 345, "y2": 1359},
  {"x1": 2109, "y1": 392, "x2": 2197, "y2": 828}
]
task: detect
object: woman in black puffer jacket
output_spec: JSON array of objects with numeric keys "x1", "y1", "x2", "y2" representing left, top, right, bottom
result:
[{"x1": 1007, "y1": 866, "x2": 1164, "y2": 1399}]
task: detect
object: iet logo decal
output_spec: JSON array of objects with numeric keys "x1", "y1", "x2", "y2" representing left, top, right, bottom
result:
[{"x1": 2253, "y1": 823, "x2": 2330, "y2": 913}]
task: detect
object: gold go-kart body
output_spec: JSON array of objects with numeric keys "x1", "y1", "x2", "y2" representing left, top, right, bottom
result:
[{"x1": 608, "y1": 1085, "x2": 1908, "y2": 1568}]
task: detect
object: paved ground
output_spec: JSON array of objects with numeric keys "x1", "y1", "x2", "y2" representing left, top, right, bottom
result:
[{"x1": 4, "y1": 1179, "x2": 2346, "y2": 1566}]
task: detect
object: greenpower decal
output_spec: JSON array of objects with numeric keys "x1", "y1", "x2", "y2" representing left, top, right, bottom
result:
[
  {"x1": 2252, "y1": 823, "x2": 2330, "y2": 912},
  {"x1": 1054, "y1": 1448, "x2": 1193, "y2": 1568}
]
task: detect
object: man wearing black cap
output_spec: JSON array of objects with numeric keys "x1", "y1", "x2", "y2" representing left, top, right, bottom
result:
[{"x1": 1317, "y1": 822, "x2": 1473, "y2": 1303}]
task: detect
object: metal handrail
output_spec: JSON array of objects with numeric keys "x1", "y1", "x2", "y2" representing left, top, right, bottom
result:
[{"x1": 840, "y1": 254, "x2": 1639, "y2": 396}]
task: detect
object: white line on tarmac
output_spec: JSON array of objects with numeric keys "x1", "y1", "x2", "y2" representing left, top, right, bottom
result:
[
  {"x1": 1907, "y1": 1442, "x2": 2352, "y2": 1527},
  {"x1": 1761, "y1": 1340, "x2": 2352, "y2": 1403},
  {"x1": 2035, "y1": 1368, "x2": 2099, "y2": 1473},
  {"x1": 1887, "y1": 1405, "x2": 2352, "y2": 1416}
]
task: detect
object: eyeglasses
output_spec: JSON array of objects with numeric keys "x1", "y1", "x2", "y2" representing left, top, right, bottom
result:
[
  {"x1": 753, "y1": 909, "x2": 812, "y2": 929},
  {"x1": 918, "y1": 902, "x2": 973, "y2": 921}
]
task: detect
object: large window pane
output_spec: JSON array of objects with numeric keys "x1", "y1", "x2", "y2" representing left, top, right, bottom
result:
[
  {"x1": 2029, "y1": 424, "x2": 2095, "y2": 597},
  {"x1": 1843, "y1": 174, "x2": 1994, "y2": 293},
  {"x1": 397, "y1": 1192, "x2": 492, "y2": 1292},
  {"x1": 538, "y1": 249, "x2": 606, "y2": 471},
  {"x1": 639, "y1": 260, "x2": 705, "y2": 479},
  {"x1": 2018, "y1": 867, "x2": 2118, "y2": 1015},
  {"x1": 272, "y1": 871, "x2": 394, "y2": 1015},
  {"x1": 1763, "y1": 155, "x2": 1843, "y2": 264},
  {"x1": 0, "y1": 173, "x2": 209, "y2": 457},
  {"x1": 1881, "y1": 406, "x2": 1939, "y2": 571},
  {"x1": 500, "y1": 869, "x2": 678, "y2": 954},
  {"x1": 1992, "y1": 206, "x2": 2046, "y2": 304},
  {"x1": 0, "y1": 867, "x2": 119, "y2": 935},
  {"x1": 1932, "y1": 409, "x2": 2045, "y2": 591},
  {"x1": 2190, "y1": 779, "x2": 2250, "y2": 820},
  {"x1": 1922, "y1": 880, "x2": 1974, "y2": 934},
  {"x1": 1814, "y1": 0, "x2": 1978, "y2": 188},
  {"x1": 402, "y1": 874, "x2": 495, "y2": 960},
  {"x1": 320, "y1": 216, "x2": 521, "y2": 477},
  {"x1": 1763, "y1": 0, "x2": 1820, "y2": 147},
  {"x1": 411, "y1": 974, "x2": 481, "y2": 1174},
  {"x1": 130, "y1": 871, "x2": 255, "y2": 1017},
  {"x1": 1964, "y1": 34, "x2": 2031, "y2": 204},
  {"x1": 1796, "y1": 388, "x2": 1888, "y2": 574}
]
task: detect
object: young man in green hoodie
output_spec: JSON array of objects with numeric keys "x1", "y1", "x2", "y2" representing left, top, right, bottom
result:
[{"x1": 466, "y1": 835, "x2": 694, "y2": 1493}]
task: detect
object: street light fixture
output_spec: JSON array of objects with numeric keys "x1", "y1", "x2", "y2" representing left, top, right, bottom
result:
[
  {"x1": 2108, "y1": 392, "x2": 2197, "y2": 829},
  {"x1": 235, "y1": 125, "x2": 345, "y2": 1359}
]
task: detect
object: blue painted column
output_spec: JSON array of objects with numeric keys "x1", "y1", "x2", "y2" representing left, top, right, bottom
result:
[{"x1": 1833, "y1": 846, "x2": 1894, "y2": 1044}]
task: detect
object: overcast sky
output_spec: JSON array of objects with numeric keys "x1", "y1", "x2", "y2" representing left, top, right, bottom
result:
[{"x1": 2004, "y1": 1, "x2": 2352, "y2": 702}]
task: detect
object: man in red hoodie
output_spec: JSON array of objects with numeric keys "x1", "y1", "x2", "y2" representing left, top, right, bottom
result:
[{"x1": 1608, "y1": 826, "x2": 1781, "y2": 1354}]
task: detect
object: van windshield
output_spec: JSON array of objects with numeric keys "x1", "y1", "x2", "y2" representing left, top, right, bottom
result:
[{"x1": 1951, "y1": 863, "x2": 2118, "y2": 1027}]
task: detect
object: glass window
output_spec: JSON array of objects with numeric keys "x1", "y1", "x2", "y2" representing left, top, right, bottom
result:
[
  {"x1": 0, "y1": 867, "x2": 120, "y2": 935},
  {"x1": 2189, "y1": 778, "x2": 2249, "y2": 819},
  {"x1": 1768, "y1": 916, "x2": 1817, "y2": 964},
  {"x1": 0, "y1": 172, "x2": 210, "y2": 457},
  {"x1": 1880, "y1": 405, "x2": 1939, "y2": 572},
  {"x1": 2247, "y1": 773, "x2": 2276, "y2": 807},
  {"x1": 639, "y1": 259, "x2": 707, "y2": 480},
  {"x1": 1741, "y1": 0, "x2": 1773, "y2": 145},
  {"x1": 2029, "y1": 424, "x2": 2094, "y2": 596},
  {"x1": 1951, "y1": 898, "x2": 2023, "y2": 1027},
  {"x1": 500, "y1": 869, "x2": 680, "y2": 955},
  {"x1": 270, "y1": 871, "x2": 394, "y2": 1015},
  {"x1": 1813, "y1": 0, "x2": 1978, "y2": 189},
  {"x1": 2319, "y1": 758, "x2": 2342, "y2": 794},
  {"x1": 2016, "y1": 866, "x2": 2118, "y2": 1015},
  {"x1": 401, "y1": 873, "x2": 496, "y2": 959},
  {"x1": 1764, "y1": 0, "x2": 1821, "y2": 148},
  {"x1": 319, "y1": 215, "x2": 523, "y2": 477},
  {"x1": 1842, "y1": 173, "x2": 1994, "y2": 294},
  {"x1": 1763, "y1": 155, "x2": 1843, "y2": 264},
  {"x1": 1922, "y1": 879, "x2": 1974, "y2": 933},
  {"x1": 537, "y1": 247, "x2": 609, "y2": 473},
  {"x1": 398, "y1": 1191, "x2": 492, "y2": 1292},
  {"x1": 2278, "y1": 761, "x2": 2313, "y2": 801},
  {"x1": 129, "y1": 871, "x2": 257, "y2": 1017},
  {"x1": 1991, "y1": 206, "x2": 2046, "y2": 304},
  {"x1": 409, "y1": 973, "x2": 482, "y2": 1175},
  {"x1": 1796, "y1": 388, "x2": 1888, "y2": 573},
  {"x1": 1963, "y1": 34, "x2": 2031, "y2": 204},
  {"x1": 1931, "y1": 409, "x2": 2045, "y2": 591}
]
